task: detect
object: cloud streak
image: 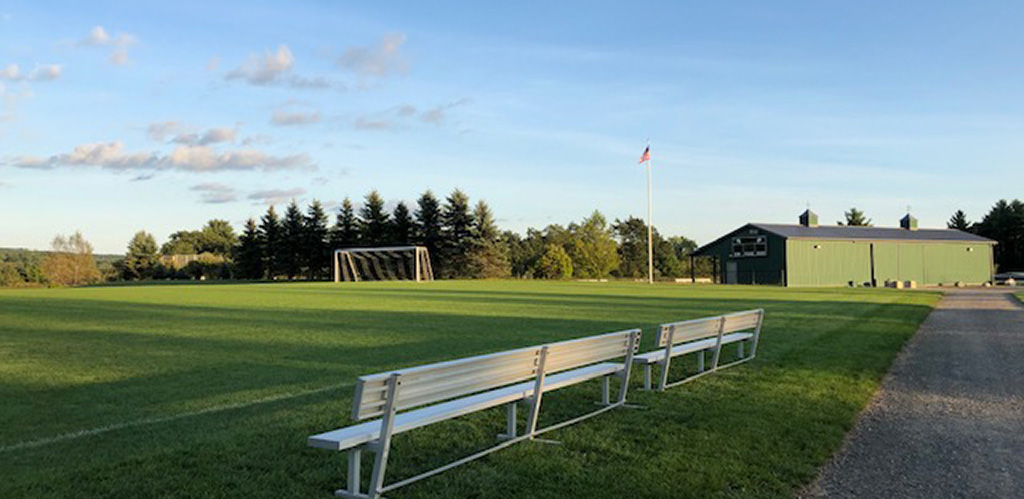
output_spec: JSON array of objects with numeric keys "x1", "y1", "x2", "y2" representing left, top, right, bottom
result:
[
  {"x1": 248, "y1": 187, "x2": 307, "y2": 205},
  {"x1": 9, "y1": 141, "x2": 313, "y2": 173},
  {"x1": 191, "y1": 182, "x2": 238, "y2": 204},
  {"x1": 271, "y1": 110, "x2": 321, "y2": 126},
  {"x1": 336, "y1": 33, "x2": 408, "y2": 78}
]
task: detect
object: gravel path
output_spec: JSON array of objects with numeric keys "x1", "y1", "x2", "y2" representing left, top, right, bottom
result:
[{"x1": 805, "y1": 289, "x2": 1024, "y2": 498}]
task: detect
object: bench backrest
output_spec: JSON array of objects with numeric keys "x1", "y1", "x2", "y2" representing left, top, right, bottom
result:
[
  {"x1": 721, "y1": 309, "x2": 763, "y2": 335},
  {"x1": 544, "y1": 328, "x2": 641, "y2": 374},
  {"x1": 351, "y1": 328, "x2": 641, "y2": 421},
  {"x1": 657, "y1": 309, "x2": 763, "y2": 347}
]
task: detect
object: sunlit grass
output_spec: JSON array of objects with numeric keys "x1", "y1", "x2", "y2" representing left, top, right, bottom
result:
[{"x1": 0, "y1": 281, "x2": 939, "y2": 498}]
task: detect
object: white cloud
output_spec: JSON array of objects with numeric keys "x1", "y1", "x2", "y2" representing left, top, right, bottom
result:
[
  {"x1": 191, "y1": 182, "x2": 238, "y2": 204},
  {"x1": 336, "y1": 33, "x2": 408, "y2": 78},
  {"x1": 110, "y1": 49, "x2": 130, "y2": 66},
  {"x1": 79, "y1": 26, "x2": 138, "y2": 65},
  {"x1": 248, "y1": 187, "x2": 307, "y2": 205},
  {"x1": 0, "y1": 64, "x2": 18, "y2": 80},
  {"x1": 206, "y1": 56, "x2": 220, "y2": 72},
  {"x1": 224, "y1": 45, "x2": 342, "y2": 90},
  {"x1": 171, "y1": 127, "x2": 237, "y2": 146},
  {"x1": 226, "y1": 45, "x2": 294, "y2": 85},
  {"x1": 0, "y1": 63, "x2": 62, "y2": 82},
  {"x1": 9, "y1": 141, "x2": 313, "y2": 173},
  {"x1": 271, "y1": 110, "x2": 321, "y2": 126},
  {"x1": 146, "y1": 121, "x2": 181, "y2": 141}
]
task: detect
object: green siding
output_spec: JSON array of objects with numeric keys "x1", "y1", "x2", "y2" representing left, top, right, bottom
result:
[
  {"x1": 872, "y1": 242, "x2": 990, "y2": 285},
  {"x1": 800, "y1": 240, "x2": 992, "y2": 286},
  {"x1": 786, "y1": 240, "x2": 872, "y2": 287}
]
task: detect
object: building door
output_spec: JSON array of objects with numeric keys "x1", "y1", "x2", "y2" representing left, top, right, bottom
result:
[{"x1": 726, "y1": 261, "x2": 738, "y2": 284}]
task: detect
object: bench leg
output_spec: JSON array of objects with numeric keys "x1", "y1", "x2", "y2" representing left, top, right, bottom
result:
[
  {"x1": 737, "y1": 341, "x2": 744, "y2": 359},
  {"x1": 504, "y1": 402, "x2": 517, "y2": 438},
  {"x1": 643, "y1": 364, "x2": 652, "y2": 391},
  {"x1": 697, "y1": 351, "x2": 705, "y2": 373},
  {"x1": 347, "y1": 448, "x2": 361, "y2": 496},
  {"x1": 601, "y1": 375, "x2": 611, "y2": 405}
]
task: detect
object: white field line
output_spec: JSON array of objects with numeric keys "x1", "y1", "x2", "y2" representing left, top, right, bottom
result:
[{"x1": 0, "y1": 383, "x2": 350, "y2": 454}]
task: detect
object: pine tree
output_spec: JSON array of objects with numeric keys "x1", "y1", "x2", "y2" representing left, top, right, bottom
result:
[
  {"x1": 948, "y1": 210, "x2": 971, "y2": 231},
  {"x1": 466, "y1": 200, "x2": 510, "y2": 278},
  {"x1": 391, "y1": 202, "x2": 415, "y2": 245},
  {"x1": 258, "y1": 206, "x2": 282, "y2": 279},
  {"x1": 415, "y1": 190, "x2": 443, "y2": 273},
  {"x1": 280, "y1": 201, "x2": 305, "y2": 279},
  {"x1": 360, "y1": 190, "x2": 390, "y2": 246},
  {"x1": 304, "y1": 200, "x2": 330, "y2": 279},
  {"x1": 235, "y1": 219, "x2": 264, "y2": 279},
  {"x1": 440, "y1": 189, "x2": 475, "y2": 278},
  {"x1": 330, "y1": 198, "x2": 361, "y2": 250},
  {"x1": 123, "y1": 230, "x2": 160, "y2": 280},
  {"x1": 837, "y1": 208, "x2": 872, "y2": 226}
]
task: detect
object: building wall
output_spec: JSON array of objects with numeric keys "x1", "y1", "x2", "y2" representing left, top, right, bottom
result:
[
  {"x1": 700, "y1": 226, "x2": 787, "y2": 285},
  {"x1": 787, "y1": 239, "x2": 993, "y2": 287},
  {"x1": 873, "y1": 242, "x2": 992, "y2": 285},
  {"x1": 786, "y1": 240, "x2": 873, "y2": 287}
]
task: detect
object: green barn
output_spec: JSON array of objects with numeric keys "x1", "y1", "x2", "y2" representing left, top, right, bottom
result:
[{"x1": 693, "y1": 210, "x2": 996, "y2": 287}]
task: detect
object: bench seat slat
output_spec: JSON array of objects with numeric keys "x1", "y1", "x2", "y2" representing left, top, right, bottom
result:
[
  {"x1": 309, "y1": 362, "x2": 623, "y2": 451},
  {"x1": 631, "y1": 332, "x2": 753, "y2": 365}
]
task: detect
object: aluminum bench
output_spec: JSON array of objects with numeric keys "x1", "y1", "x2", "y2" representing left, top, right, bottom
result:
[
  {"x1": 632, "y1": 309, "x2": 764, "y2": 391},
  {"x1": 308, "y1": 328, "x2": 641, "y2": 498}
]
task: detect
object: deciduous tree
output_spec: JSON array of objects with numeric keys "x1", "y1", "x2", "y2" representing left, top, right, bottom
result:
[{"x1": 41, "y1": 232, "x2": 101, "y2": 286}]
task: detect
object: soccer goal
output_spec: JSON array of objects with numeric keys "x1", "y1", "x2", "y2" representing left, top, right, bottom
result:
[{"x1": 333, "y1": 246, "x2": 435, "y2": 282}]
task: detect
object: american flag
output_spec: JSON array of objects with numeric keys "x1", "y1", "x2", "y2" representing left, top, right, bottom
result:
[{"x1": 638, "y1": 145, "x2": 650, "y2": 164}]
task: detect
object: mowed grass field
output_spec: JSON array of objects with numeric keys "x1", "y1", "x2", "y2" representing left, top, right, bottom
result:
[{"x1": 0, "y1": 281, "x2": 939, "y2": 498}]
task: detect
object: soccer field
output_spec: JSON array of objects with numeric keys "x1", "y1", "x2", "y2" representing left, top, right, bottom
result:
[{"x1": 0, "y1": 281, "x2": 939, "y2": 498}]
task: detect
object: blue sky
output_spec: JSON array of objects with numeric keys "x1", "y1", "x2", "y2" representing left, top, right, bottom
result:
[{"x1": 2, "y1": 1, "x2": 1023, "y2": 253}]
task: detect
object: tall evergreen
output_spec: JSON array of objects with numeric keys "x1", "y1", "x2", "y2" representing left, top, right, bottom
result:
[
  {"x1": 391, "y1": 202, "x2": 414, "y2": 245},
  {"x1": 415, "y1": 190, "x2": 444, "y2": 272},
  {"x1": 330, "y1": 198, "x2": 361, "y2": 250},
  {"x1": 440, "y1": 189, "x2": 474, "y2": 278},
  {"x1": 304, "y1": 200, "x2": 330, "y2": 279},
  {"x1": 235, "y1": 219, "x2": 264, "y2": 279},
  {"x1": 947, "y1": 210, "x2": 971, "y2": 231},
  {"x1": 466, "y1": 200, "x2": 510, "y2": 278},
  {"x1": 123, "y1": 230, "x2": 160, "y2": 280},
  {"x1": 258, "y1": 206, "x2": 282, "y2": 279},
  {"x1": 280, "y1": 201, "x2": 305, "y2": 279},
  {"x1": 360, "y1": 190, "x2": 391, "y2": 246},
  {"x1": 975, "y1": 199, "x2": 1024, "y2": 271}
]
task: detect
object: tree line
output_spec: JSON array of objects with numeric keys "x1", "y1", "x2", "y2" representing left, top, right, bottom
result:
[{"x1": 947, "y1": 199, "x2": 1024, "y2": 272}]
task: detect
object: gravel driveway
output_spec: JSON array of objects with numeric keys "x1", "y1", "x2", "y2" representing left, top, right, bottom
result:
[{"x1": 805, "y1": 288, "x2": 1024, "y2": 498}]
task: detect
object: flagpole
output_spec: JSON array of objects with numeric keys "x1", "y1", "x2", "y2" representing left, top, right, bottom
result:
[{"x1": 646, "y1": 142, "x2": 653, "y2": 285}]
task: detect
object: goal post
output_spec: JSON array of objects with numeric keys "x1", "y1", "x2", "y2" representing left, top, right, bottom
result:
[{"x1": 333, "y1": 246, "x2": 434, "y2": 283}]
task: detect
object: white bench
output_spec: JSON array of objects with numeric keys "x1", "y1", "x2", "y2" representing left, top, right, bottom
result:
[
  {"x1": 308, "y1": 328, "x2": 641, "y2": 498},
  {"x1": 632, "y1": 309, "x2": 764, "y2": 391}
]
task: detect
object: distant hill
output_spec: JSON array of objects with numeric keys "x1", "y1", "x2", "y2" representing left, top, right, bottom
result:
[{"x1": 0, "y1": 247, "x2": 121, "y2": 264}]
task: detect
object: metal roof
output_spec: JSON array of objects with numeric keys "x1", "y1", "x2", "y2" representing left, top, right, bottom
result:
[
  {"x1": 751, "y1": 223, "x2": 995, "y2": 243},
  {"x1": 693, "y1": 223, "x2": 994, "y2": 256}
]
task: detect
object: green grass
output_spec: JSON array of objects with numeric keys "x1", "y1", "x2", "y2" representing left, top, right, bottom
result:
[{"x1": 0, "y1": 281, "x2": 940, "y2": 498}]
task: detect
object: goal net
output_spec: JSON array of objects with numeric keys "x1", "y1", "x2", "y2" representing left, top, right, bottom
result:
[{"x1": 333, "y1": 246, "x2": 435, "y2": 282}]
